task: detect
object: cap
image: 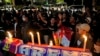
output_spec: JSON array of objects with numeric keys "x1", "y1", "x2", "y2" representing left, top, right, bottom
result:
[{"x1": 79, "y1": 23, "x2": 90, "y2": 32}]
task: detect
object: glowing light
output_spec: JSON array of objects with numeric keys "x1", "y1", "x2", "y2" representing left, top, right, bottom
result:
[
  {"x1": 29, "y1": 31, "x2": 34, "y2": 44},
  {"x1": 83, "y1": 35, "x2": 87, "y2": 51},
  {"x1": 7, "y1": 31, "x2": 13, "y2": 43},
  {"x1": 49, "y1": 40, "x2": 53, "y2": 47},
  {"x1": 36, "y1": 32, "x2": 41, "y2": 45}
]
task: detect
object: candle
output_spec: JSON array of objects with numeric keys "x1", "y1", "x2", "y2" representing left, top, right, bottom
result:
[
  {"x1": 7, "y1": 31, "x2": 13, "y2": 43},
  {"x1": 59, "y1": 30, "x2": 64, "y2": 45},
  {"x1": 36, "y1": 32, "x2": 41, "y2": 45},
  {"x1": 53, "y1": 31, "x2": 58, "y2": 46},
  {"x1": 29, "y1": 32, "x2": 34, "y2": 45},
  {"x1": 49, "y1": 40, "x2": 53, "y2": 47},
  {"x1": 83, "y1": 35, "x2": 87, "y2": 51}
]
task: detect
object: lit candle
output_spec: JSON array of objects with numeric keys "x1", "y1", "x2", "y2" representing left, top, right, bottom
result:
[
  {"x1": 36, "y1": 32, "x2": 41, "y2": 45},
  {"x1": 83, "y1": 35, "x2": 87, "y2": 51},
  {"x1": 49, "y1": 40, "x2": 53, "y2": 47},
  {"x1": 53, "y1": 32, "x2": 58, "y2": 46},
  {"x1": 59, "y1": 30, "x2": 64, "y2": 45},
  {"x1": 7, "y1": 31, "x2": 13, "y2": 43},
  {"x1": 29, "y1": 32, "x2": 34, "y2": 45}
]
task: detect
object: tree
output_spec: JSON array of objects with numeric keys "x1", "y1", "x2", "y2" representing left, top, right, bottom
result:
[
  {"x1": 5, "y1": 0, "x2": 11, "y2": 4},
  {"x1": 15, "y1": 0, "x2": 23, "y2": 5}
]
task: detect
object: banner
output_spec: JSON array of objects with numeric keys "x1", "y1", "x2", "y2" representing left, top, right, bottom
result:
[
  {"x1": 17, "y1": 44, "x2": 92, "y2": 56},
  {"x1": 1, "y1": 38, "x2": 92, "y2": 56}
]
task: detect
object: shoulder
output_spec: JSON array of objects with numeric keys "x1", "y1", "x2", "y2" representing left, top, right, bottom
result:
[{"x1": 87, "y1": 33, "x2": 93, "y2": 40}]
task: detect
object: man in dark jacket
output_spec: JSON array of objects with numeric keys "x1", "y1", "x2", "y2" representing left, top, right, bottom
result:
[{"x1": 21, "y1": 15, "x2": 32, "y2": 44}]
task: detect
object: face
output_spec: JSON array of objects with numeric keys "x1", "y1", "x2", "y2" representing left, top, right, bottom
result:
[
  {"x1": 69, "y1": 16, "x2": 75, "y2": 23},
  {"x1": 50, "y1": 18, "x2": 55, "y2": 24},
  {"x1": 63, "y1": 13, "x2": 66, "y2": 19},
  {"x1": 58, "y1": 13, "x2": 63, "y2": 19},
  {"x1": 22, "y1": 15, "x2": 28, "y2": 22},
  {"x1": 78, "y1": 28, "x2": 86, "y2": 35}
]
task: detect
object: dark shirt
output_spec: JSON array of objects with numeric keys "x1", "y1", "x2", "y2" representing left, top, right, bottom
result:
[{"x1": 21, "y1": 21, "x2": 31, "y2": 43}]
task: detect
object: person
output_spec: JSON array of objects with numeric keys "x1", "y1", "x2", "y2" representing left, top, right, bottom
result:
[
  {"x1": 12, "y1": 16, "x2": 21, "y2": 38},
  {"x1": 35, "y1": 11, "x2": 49, "y2": 44},
  {"x1": 70, "y1": 23, "x2": 94, "y2": 51},
  {"x1": 93, "y1": 38, "x2": 100, "y2": 56},
  {"x1": 68, "y1": 15, "x2": 76, "y2": 32},
  {"x1": 47, "y1": 17, "x2": 58, "y2": 44},
  {"x1": 21, "y1": 14, "x2": 32, "y2": 44}
]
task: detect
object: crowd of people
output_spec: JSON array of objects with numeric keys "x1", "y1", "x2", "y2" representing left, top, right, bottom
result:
[{"x1": 0, "y1": 6, "x2": 100, "y2": 56}]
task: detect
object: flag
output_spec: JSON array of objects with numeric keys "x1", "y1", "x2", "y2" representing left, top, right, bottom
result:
[{"x1": 56, "y1": 26, "x2": 72, "y2": 46}]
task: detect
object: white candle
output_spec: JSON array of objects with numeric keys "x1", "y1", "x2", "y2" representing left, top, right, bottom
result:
[
  {"x1": 36, "y1": 32, "x2": 41, "y2": 45},
  {"x1": 83, "y1": 35, "x2": 87, "y2": 51},
  {"x1": 49, "y1": 40, "x2": 53, "y2": 47},
  {"x1": 29, "y1": 32, "x2": 34, "y2": 44}
]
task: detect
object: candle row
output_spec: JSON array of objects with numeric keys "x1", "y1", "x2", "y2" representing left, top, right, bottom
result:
[
  {"x1": 29, "y1": 31, "x2": 41, "y2": 45},
  {"x1": 6, "y1": 31, "x2": 53, "y2": 46},
  {"x1": 6, "y1": 31, "x2": 88, "y2": 51}
]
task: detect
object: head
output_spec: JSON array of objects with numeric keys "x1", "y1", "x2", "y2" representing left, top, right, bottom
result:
[
  {"x1": 85, "y1": 17, "x2": 92, "y2": 24},
  {"x1": 69, "y1": 16, "x2": 75, "y2": 23},
  {"x1": 50, "y1": 17, "x2": 56, "y2": 24},
  {"x1": 58, "y1": 12, "x2": 63, "y2": 20},
  {"x1": 96, "y1": 38, "x2": 100, "y2": 46},
  {"x1": 78, "y1": 23, "x2": 90, "y2": 35},
  {"x1": 22, "y1": 15, "x2": 28, "y2": 22},
  {"x1": 62, "y1": 13, "x2": 67, "y2": 19},
  {"x1": 13, "y1": 16, "x2": 18, "y2": 23}
]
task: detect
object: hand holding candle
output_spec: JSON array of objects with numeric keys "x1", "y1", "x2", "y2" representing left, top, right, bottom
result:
[
  {"x1": 29, "y1": 32, "x2": 34, "y2": 45},
  {"x1": 83, "y1": 35, "x2": 87, "y2": 51}
]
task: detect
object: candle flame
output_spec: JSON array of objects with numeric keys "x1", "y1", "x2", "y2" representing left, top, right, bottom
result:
[
  {"x1": 83, "y1": 35, "x2": 87, "y2": 41},
  {"x1": 37, "y1": 32, "x2": 39, "y2": 35},
  {"x1": 7, "y1": 31, "x2": 13, "y2": 43},
  {"x1": 29, "y1": 31, "x2": 34, "y2": 44},
  {"x1": 29, "y1": 32, "x2": 33, "y2": 37},
  {"x1": 7, "y1": 31, "x2": 12, "y2": 38},
  {"x1": 49, "y1": 40, "x2": 53, "y2": 46}
]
